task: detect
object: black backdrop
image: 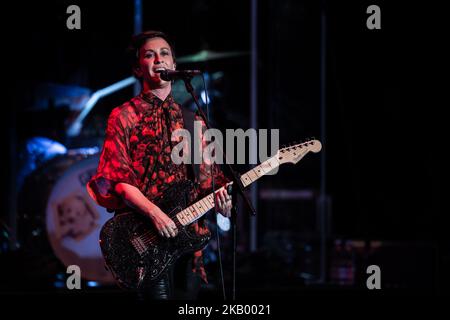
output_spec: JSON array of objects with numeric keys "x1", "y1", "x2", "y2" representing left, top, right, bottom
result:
[{"x1": 1, "y1": 0, "x2": 445, "y2": 296}]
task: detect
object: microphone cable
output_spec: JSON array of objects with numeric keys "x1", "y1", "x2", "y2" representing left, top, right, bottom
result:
[{"x1": 201, "y1": 72, "x2": 227, "y2": 300}]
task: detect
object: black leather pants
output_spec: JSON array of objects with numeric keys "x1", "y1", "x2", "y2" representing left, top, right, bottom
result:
[{"x1": 138, "y1": 254, "x2": 201, "y2": 300}]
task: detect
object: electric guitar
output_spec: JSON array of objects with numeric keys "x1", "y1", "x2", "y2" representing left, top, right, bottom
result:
[{"x1": 99, "y1": 139, "x2": 322, "y2": 289}]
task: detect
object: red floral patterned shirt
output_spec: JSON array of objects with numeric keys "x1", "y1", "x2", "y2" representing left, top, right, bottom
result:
[{"x1": 87, "y1": 91, "x2": 228, "y2": 282}]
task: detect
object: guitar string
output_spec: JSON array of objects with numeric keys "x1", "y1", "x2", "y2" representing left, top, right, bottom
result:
[
  {"x1": 136, "y1": 163, "x2": 275, "y2": 246},
  {"x1": 139, "y1": 197, "x2": 216, "y2": 245},
  {"x1": 135, "y1": 147, "x2": 306, "y2": 246},
  {"x1": 133, "y1": 147, "x2": 301, "y2": 245},
  {"x1": 135, "y1": 149, "x2": 314, "y2": 256}
]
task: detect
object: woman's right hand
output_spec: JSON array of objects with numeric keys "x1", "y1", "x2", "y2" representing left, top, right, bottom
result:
[
  {"x1": 114, "y1": 183, "x2": 179, "y2": 238},
  {"x1": 147, "y1": 206, "x2": 179, "y2": 238}
]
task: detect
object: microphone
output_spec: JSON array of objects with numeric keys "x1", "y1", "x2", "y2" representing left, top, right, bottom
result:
[{"x1": 157, "y1": 69, "x2": 202, "y2": 81}]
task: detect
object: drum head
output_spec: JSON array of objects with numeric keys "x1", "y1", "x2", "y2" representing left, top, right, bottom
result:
[{"x1": 19, "y1": 153, "x2": 114, "y2": 284}]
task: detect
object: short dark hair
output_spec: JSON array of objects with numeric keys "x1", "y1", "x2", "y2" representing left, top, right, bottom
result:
[{"x1": 128, "y1": 30, "x2": 176, "y2": 78}]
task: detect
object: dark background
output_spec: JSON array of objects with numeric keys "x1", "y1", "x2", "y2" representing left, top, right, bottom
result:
[{"x1": 0, "y1": 0, "x2": 445, "y2": 299}]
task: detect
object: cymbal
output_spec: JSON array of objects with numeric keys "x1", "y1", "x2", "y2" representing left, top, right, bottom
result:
[
  {"x1": 171, "y1": 71, "x2": 224, "y2": 105},
  {"x1": 177, "y1": 49, "x2": 248, "y2": 63}
]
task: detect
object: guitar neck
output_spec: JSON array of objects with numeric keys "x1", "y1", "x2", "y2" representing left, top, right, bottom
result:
[
  {"x1": 175, "y1": 139, "x2": 319, "y2": 226},
  {"x1": 175, "y1": 155, "x2": 282, "y2": 226},
  {"x1": 240, "y1": 155, "x2": 282, "y2": 187}
]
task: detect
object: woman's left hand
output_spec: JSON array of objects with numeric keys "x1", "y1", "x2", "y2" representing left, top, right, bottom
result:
[{"x1": 215, "y1": 187, "x2": 232, "y2": 217}]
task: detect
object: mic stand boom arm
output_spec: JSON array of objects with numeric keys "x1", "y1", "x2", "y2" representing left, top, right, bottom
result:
[{"x1": 182, "y1": 77, "x2": 256, "y2": 216}]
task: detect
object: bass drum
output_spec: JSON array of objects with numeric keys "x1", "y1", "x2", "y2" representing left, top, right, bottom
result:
[{"x1": 18, "y1": 152, "x2": 115, "y2": 284}]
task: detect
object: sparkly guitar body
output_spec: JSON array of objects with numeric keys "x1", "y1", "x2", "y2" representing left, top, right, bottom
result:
[{"x1": 99, "y1": 180, "x2": 210, "y2": 290}]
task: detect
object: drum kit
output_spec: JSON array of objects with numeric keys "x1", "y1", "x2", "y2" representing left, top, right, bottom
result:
[{"x1": 14, "y1": 49, "x2": 247, "y2": 287}]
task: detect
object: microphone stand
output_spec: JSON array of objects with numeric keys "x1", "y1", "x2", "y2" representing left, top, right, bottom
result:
[{"x1": 181, "y1": 75, "x2": 256, "y2": 301}]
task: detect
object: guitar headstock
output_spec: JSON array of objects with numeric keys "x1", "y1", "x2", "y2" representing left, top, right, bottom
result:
[{"x1": 277, "y1": 139, "x2": 322, "y2": 164}]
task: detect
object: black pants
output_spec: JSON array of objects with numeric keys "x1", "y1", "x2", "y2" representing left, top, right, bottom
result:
[{"x1": 137, "y1": 254, "x2": 201, "y2": 300}]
